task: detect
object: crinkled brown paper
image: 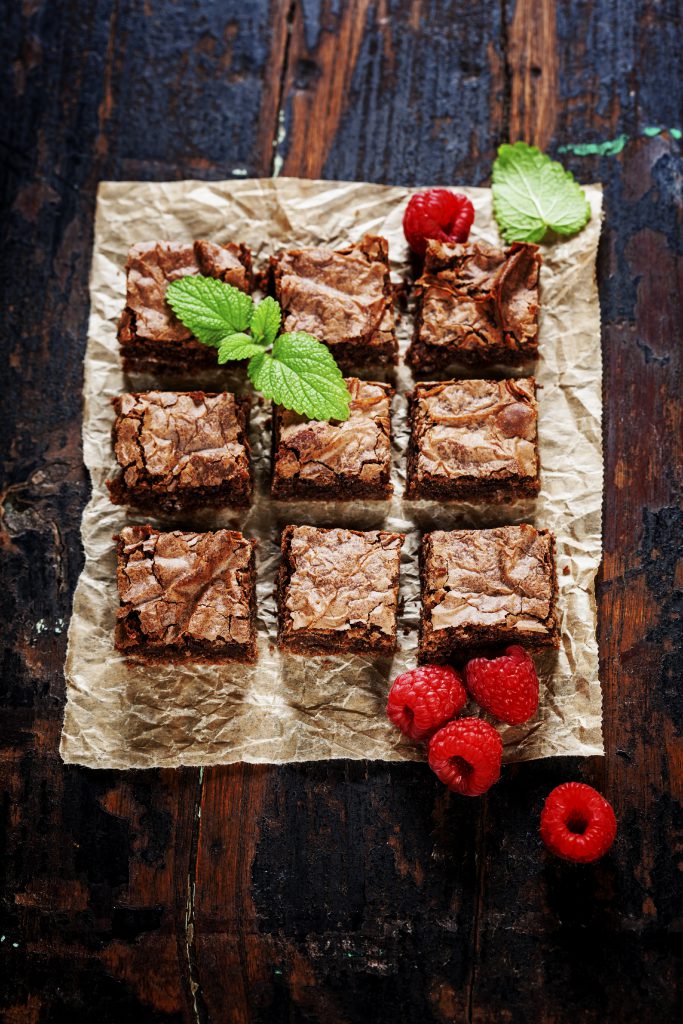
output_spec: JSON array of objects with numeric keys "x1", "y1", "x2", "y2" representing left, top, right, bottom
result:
[{"x1": 61, "y1": 177, "x2": 604, "y2": 769}]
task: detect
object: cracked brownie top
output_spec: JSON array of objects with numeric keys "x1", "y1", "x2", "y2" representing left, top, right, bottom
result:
[
  {"x1": 408, "y1": 239, "x2": 541, "y2": 371},
  {"x1": 408, "y1": 378, "x2": 539, "y2": 487},
  {"x1": 112, "y1": 391, "x2": 250, "y2": 492},
  {"x1": 420, "y1": 525, "x2": 559, "y2": 651},
  {"x1": 114, "y1": 525, "x2": 256, "y2": 656},
  {"x1": 270, "y1": 235, "x2": 397, "y2": 369},
  {"x1": 123, "y1": 239, "x2": 252, "y2": 342},
  {"x1": 278, "y1": 525, "x2": 404, "y2": 650}
]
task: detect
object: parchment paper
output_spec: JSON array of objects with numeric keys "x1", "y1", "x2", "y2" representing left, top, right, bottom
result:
[{"x1": 61, "y1": 178, "x2": 604, "y2": 769}]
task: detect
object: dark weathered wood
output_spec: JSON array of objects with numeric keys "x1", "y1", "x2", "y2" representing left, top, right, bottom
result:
[
  {"x1": 278, "y1": 0, "x2": 506, "y2": 183},
  {"x1": 1, "y1": 1, "x2": 287, "y2": 1021},
  {"x1": 1, "y1": 0, "x2": 681, "y2": 1021}
]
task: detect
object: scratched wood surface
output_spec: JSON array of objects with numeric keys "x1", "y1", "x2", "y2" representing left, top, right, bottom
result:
[{"x1": 1, "y1": 1, "x2": 681, "y2": 1021}]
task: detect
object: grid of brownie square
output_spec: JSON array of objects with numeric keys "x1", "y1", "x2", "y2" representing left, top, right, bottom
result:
[
  {"x1": 406, "y1": 378, "x2": 540, "y2": 502},
  {"x1": 270, "y1": 234, "x2": 398, "y2": 371},
  {"x1": 118, "y1": 239, "x2": 253, "y2": 374},
  {"x1": 271, "y1": 378, "x2": 394, "y2": 500},
  {"x1": 109, "y1": 229, "x2": 559, "y2": 666},
  {"x1": 407, "y1": 238, "x2": 541, "y2": 374},
  {"x1": 418, "y1": 525, "x2": 560, "y2": 663},
  {"x1": 107, "y1": 390, "x2": 252, "y2": 512},
  {"x1": 277, "y1": 525, "x2": 404, "y2": 656},
  {"x1": 115, "y1": 525, "x2": 257, "y2": 663}
]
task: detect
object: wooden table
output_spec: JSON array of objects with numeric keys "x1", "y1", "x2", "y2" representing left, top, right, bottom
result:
[{"x1": 2, "y1": 3, "x2": 681, "y2": 1021}]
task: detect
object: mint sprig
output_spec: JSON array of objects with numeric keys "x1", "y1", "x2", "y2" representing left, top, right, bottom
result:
[
  {"x1": 492, "y1": 141, "x2": 591, "y2": 243},
  {"x1": 166, "y1": 277, "x2": 350, "y2": 422},
  {"x1": 250, "y1": 295, "x2": 281, "y2": 346}
]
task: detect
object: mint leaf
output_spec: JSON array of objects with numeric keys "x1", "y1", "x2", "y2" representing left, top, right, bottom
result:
[
  {"x1": 247, "y1": 332, "x2": 351, "y2": 421},
  {"x1": 166, "y1": 275, "x2": 253, "y2": 346},
  {"x1": 250, "y1": 296, "x2": 281, "y2": 346},
  {"x1": 217, "y1": 334, "x2": 266, "y2": 363},
  {"x1": 492, "y1": 141, "x2": 591, "y2": 243},
  {"x1": 246, "y1": 349, "x2": 268, "y2": 386}
]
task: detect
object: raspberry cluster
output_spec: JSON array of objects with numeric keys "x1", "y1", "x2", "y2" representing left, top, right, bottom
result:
[{"x1": 386, "y1": 647, "x2": 616, "y2": 861}]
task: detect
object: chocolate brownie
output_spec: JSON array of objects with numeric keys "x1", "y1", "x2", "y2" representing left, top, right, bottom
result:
[
  {"x1": 270, "y1": 235, "x2": 398, "y2": 371},
  {"x1": 277, "y1": 525, "x2": 404, "y2": 656},
  {"x1": 407, "y1": 239, "x2": 541, "y2": 374},
  {"x1": 118, "y1": 239, "x2": 253, "y2": 373},
  {"x1": 406, "y1": 378, "x2": 540, "y2": 502},
  {"x1": 107, "y1": 391, "x2": 252, "y2": 512},
  {"x1": 115, "y1": 525, "x2": 257, "y2": 662},
  {"x1": 271, "y1": 378, "x2": 394, "y2": 500},
  {"x1": 419, "y1": 525, "x2": 560, "y2": 662}
]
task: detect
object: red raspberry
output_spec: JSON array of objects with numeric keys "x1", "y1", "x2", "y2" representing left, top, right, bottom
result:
[
  {"x1": 428, "y1": 718, "x2": 502, "y2": 796},
  {"x1": 403, "y1": 189, "x2": 475, "y2": 255},
  {"x1": 464, "y1": 645, "x2": 539, "y2": 725},
  {"x1": 540, "y1": 783, "x2": 617, "y2": 863},
  {"x1": 387, "y1": 665, "x2": 466, "y2": 742}
]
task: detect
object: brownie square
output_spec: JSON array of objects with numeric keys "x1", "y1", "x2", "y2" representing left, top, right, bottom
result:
[
  {"x1": 407, "y1": 239, "x2": 541, "y2": 374},
  {"x1": 118, "y1": 239, "x2": 253, "y2": 373},
  {"x1": 115, "y1": 525, "x2": 257, "y2": 662},
  {"x1": 107, "y1": 391, "x2": 252, "y2": 512},
  {"x1": 270, "y1": 235, "x2": 398, "y2": 371},
  {"x1": 419, "y1": 525, "x2": 560, "y2": 662},
  {"x1": 271, "y1": 378, "x2": 394, "y2": 500},
  {"x1": 406, "y1": 378, "x2": 540, "y2": 502},
  {"x1": 277, "y1": 525, "x2": 404, "y2": 656}
]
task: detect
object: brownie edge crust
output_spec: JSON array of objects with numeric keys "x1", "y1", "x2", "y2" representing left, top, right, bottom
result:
[
  {"x1": 418, "y1": 525, "x2": 560, "y2": 663},
  {"x1": 277, "y1": 525, "x2": 404, "y2": 656},
  {"x1": 115, "y1": 525, "x2": 257, "y2": 663}
]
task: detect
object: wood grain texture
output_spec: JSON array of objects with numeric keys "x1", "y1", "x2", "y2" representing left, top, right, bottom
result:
[
  {"x1": 1, "y1": 0, "x2": 681, "y2": 1021},
  {"x1": 507, "y1": 0, "x2": 559, "y2": 150},
  {"x1": 1, "y1": 1, "x2": 287, "y2": 1021},
  {"x1": 277, "y1": 0, "x2": 506, "y2": 183}
]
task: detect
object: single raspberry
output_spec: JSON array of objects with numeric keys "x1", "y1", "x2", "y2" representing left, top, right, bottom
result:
[
  {"x1": 428, "y1": 718, "x2": 502, "y2": 796},
  {"x1": 403, "y1": 189, "x2": 475, "y2": 255},
  {"x1": 540, "y1": 783, "x2": 617, "y2": 863},
  {"x1": 387, "y1": 665, "x2": 466, "y2": 742},
  {"x1": 464, "y1": 645, "x2": 539, "y2": 725}
]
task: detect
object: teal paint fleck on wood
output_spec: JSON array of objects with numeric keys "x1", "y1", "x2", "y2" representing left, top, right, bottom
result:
[
  {"x1": 560, "y1": 128, "x2": 682, "y2": 156},
  {"x1": 558, "y1": 134, "x2": 629, "y2": 157}
]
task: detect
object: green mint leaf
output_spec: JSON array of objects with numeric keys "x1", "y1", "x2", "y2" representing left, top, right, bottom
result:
[
  {"x1": 217, "y1": 334, "x2": 266, "y2": 363},
  {"x1": 247, "y1": 349, "x2": 268, "y2": 386},
  {"x1": 250, "y1": 296, "x2": 281, "y2": 346},
  {"x1": 492, "y1": 141, "x2": 591, "y2": 243},
  {"x1": 166, "y1": 275, "x2": 254, "y2": 346},
  {"x1": 247, "y1": 332, "x2": 351, "y2": 421}
]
